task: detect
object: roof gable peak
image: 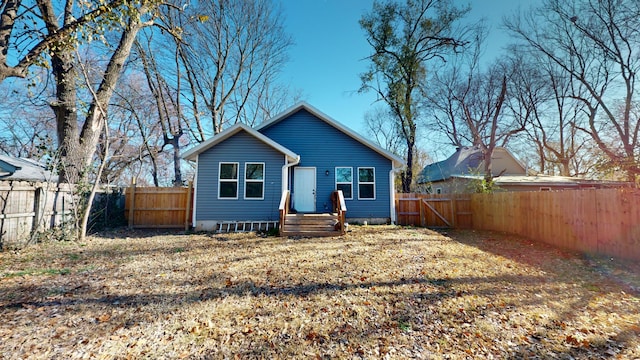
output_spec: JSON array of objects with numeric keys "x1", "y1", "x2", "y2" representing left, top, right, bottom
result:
[
  {"x1": 180, "y1": 122, "x2": 298, "y2": 162},
  {"x1": 256, "y1": 102, "x2": 404, "y2": 166}
]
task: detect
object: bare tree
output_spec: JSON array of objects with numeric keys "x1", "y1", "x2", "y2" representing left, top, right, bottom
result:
[
  {"x1": 134, "y1": 35, "x2": 185, "y2": 185},
  {"x1": 74, "y1": 50, "x2": 111, "y2": 242},
  {"x1": 117, "y1": 0, "x2": 294, "y2": 187},
  {"x1": 0, "y1": 79, "x2": 56, "y2": 158},
  {"x1": 510, "y1": 52, "x2": 595, "y2": 177},
  {"x1": 359, "y1": 0, "x2": 469, "y2": 192},
  {"x1": 506, "y1": 0, "x2": 640, "y2": 182},
  {"x1": 363, "y1": 106, "x2": 404, "y2": 155},
  {"x1": 429, "y1": 33, "x2": 526, "y2": 183},
  {"x1": 104, "y1": 73, "x2": 166, "y2": 186},
  {"x1": 427, "y1": 59, "x2": 470, "y2": 149},
  {"x1": 0, "y1": 1, "x2": 163, "y2": 240},
  {"x1": 455, "y1": 65, "x2": 514, "y2": 182},
  {"x1": 175, "y1": 0, "x2": 293, "y2": 136},
  {"x1": 34, "y1": 1, "x2": 158, "y2": 183}
]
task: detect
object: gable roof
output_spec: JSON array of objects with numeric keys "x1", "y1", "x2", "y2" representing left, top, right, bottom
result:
[
  {"x1": 255, "y1": 102, "x2": 405, "y2": 167},
  {"x1": 0, "y1": 155, "x2": 58, "y2": 182},
  {"x1": 419, "y1": 146, "x2": 527, "y2": 183},
  {"x1": 181, "y1": 122, "x2": 299, "y2": 162}
]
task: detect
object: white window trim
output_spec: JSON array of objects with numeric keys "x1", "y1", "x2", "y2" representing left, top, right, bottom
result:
[
  {"x1": 335, "y1": 166, "x2": 353, "y2": 200},
  {"x1": 357, "y1": 167, "x2": 376, "y2": 200},
  {"x1": 218, "y1": 162, "x2": 239, "y2": 200},
  {"x1": 244, "y1": 162, "x2": 265, "y2": 200}
]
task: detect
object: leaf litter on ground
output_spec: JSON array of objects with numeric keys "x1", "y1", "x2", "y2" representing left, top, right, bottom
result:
[{"x1": 0, "y1": 226, "x2": 639, "y2": 359}]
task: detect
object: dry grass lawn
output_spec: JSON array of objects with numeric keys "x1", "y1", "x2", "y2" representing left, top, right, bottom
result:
[{"x1": 1, "y1": 226, "x2": 639, "y2": 359}]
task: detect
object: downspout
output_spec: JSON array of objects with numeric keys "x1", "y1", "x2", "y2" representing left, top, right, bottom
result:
[
  {"x1": 389, "y1": 163, "x2": 402, "y2": 224},
  {"x1": 282, "y1": 155, "x2": 301, "y2": 193},
  {"x1": 191, "y1": 155, "x2": 199, "y2": 227}
]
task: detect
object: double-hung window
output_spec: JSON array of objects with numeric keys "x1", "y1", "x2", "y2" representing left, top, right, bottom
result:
[
  {"x1": 219, "y1": 162, "x2": 239, "y2": 199},
  {"x1": 244, "y1": 163, "x2": 265, "y2": 199},
  {"x1": 335, "y1": 167, "x2": 353, "y2": 199},
  {"x1": 358, "y1": 167, "x2": 375, "y2": 200}
]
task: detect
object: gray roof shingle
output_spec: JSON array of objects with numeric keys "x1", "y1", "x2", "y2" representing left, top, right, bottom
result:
[
  {"x1": 419, "y1": 146, "x2": 485, "y2": 183},
  {"x1": 0, "y1": 155, "x2": 58, "y2": 182}
]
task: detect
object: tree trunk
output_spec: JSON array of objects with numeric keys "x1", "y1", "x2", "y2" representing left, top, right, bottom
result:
[
  {"x1": 170, "y1": 135, "x2": 183, "y2": 186},
  {"x1": 483, "y1": 145, "x2": 494, "y2": 182},
  {"x1": 39, "y1": 0, "x2": 81, "y2": 182},
  {"x1": 50, "y1": 50, "x2": 82, "y2": 182},
  {"x1": 403, "y1": 145, "x2": 414, "y2": 193},
  {"x1": 53, "y1": 12, "x2": 147, "y2": 182}
]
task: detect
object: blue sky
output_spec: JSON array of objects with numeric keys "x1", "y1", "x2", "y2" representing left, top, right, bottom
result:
[{"x1": 279, "y1": 0, "x2": 537, "y2": 159}]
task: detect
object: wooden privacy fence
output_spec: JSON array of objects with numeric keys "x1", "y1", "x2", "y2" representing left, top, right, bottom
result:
[
  {"x1": 396, "y1": 193, "x2": 472, "y2": 228},
  {"x1": 125, "y1": 183, "x2": 193, "y2": 229},
  {"x1": 472, "y1": 188, "x2": 640, "y2": 261},
  {"x1": 123, "y1": 186, "x2": 640, "y2": 261},
  {"x1": 0, "y1": 181, "x2": 75, "y2": 248}
]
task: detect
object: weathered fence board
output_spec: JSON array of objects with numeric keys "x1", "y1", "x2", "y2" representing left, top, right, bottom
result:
[
  {"x1": 471, "y1": 188, "x2": 640, "y2": 261},
  {"x1": 0, "y1": 181, "x2": 75, "y2": 248}
]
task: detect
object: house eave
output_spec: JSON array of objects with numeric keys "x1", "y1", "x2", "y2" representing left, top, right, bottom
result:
[{"x1": 0, "y1": 155, "x2": 57, "y2": 182}]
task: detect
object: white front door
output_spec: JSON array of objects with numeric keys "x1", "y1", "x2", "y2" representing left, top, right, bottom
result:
[{"x1": 293, "y1": 167, "x2": 316, "y2": 213}]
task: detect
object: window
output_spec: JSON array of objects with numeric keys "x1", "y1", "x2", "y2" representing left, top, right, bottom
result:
[
  {"x1": 335, "y1": 167, "x2": 353, "y2": 199},
  {"x1": 358, "y1": 167, "x2": 375, "y2": 200},
  {"x1": 218, "y1": 162, "x2": 239, "y2": 199},
  {"x1": 245, "y1": 163, "x2": 265, "y2": 199},
  {"x1": 435, "y1": 188, "x2": 442, "y2": 194}
]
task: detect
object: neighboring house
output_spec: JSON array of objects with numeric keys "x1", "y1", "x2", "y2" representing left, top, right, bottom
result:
[
  {"x1": 181, "y1": 102, "x2": 404, "y2": 232},
  {"x1": 418, "y1": 146, "x2": 629, "y2": 193},
  {"x1": 0, "y1": 155, "x2": 58, "y2": 182}
]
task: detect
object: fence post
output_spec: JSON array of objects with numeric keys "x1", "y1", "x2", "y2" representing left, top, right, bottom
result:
[
  {"x1": 185, "y1": 181, "x2": 193, "y2": 231},
  {"x1": 31, "y1": 186, "x2": 43, "y2": 235},
  {"x1": 128, "y1": 178, "x2": 136, "y2": 229}
]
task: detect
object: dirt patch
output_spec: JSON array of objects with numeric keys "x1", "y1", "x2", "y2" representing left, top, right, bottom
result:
[{"x1": 1, "y1": 226, "x2": 638, "y2": 358}]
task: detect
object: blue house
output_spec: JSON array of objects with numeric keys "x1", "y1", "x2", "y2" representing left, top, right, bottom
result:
[{"x1": 181, "y1": 102, "x2": 404, "y2": 235}]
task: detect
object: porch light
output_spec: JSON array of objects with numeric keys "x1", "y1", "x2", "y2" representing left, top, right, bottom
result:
[{"x1": 325, "y1": 170, "x2": 330, "y2": 176}]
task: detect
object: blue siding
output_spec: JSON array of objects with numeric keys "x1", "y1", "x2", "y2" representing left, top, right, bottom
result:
[
  {"x1": 195, "y1": 131, "x2": 285, "y2": 221},
  {"x1": 260, "y1": 109, "x2": 393, "y2": 219}
]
